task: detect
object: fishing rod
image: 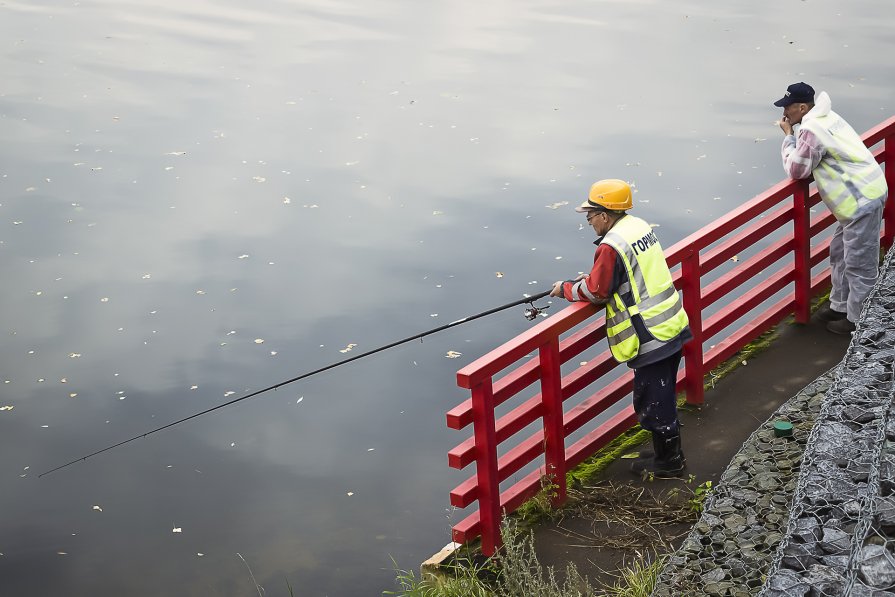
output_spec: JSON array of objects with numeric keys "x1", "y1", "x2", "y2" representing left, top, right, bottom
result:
[{"x1": 39, "y1": 289, "x2": 553, "y2": 477}]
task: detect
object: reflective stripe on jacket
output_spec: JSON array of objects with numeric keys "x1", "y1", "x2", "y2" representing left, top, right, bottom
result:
[
  {"x1": 600, "y1": 215, "x2": 689, "y2": 363},
  {"x1": 789, "y1": 92, "x2": 887, "y2": 222}
]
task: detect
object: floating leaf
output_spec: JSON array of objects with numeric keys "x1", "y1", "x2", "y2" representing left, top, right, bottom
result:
[
  {"x1": 495, "y1": 272, "x2": 504, "y2": 278},
  {"x1": 172, "y1": 527, "x2": 182, "y2": 533},
  {"x1": 445, "y1": 351, "x2": 462, "y2": 359},
  {"x1": 0, "y1": 406, "x2": 13, "y2": 411},
  {"x1": 254, "y1": 339, "x2": 264, "y2": 344},
  {"x1": 546, "y1": 201, "x2": 569, "y2": 210},
  {"x1": 92, "y1": 505, "x2": 103, "y2": 512},
  {"x1": 339, "y1": 343, "x2": 358, "y2": 354}
]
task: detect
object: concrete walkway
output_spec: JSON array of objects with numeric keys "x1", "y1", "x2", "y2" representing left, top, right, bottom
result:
[{"x1": 529, "y1": 313, "x2": 852, "y2": 587}]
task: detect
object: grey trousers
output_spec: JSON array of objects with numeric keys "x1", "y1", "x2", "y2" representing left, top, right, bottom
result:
[{"x1": 829, "y1": 196, "x2": 886, "y2": 322}]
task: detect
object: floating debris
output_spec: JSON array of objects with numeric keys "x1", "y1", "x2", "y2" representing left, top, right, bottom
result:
[
  {"x1": 172, "y1": 527, "x2": 182, "y2": 533},
  {"x1": 339, "y1": 343, "x2": 358, "y2": 354},
  {"x1": 546, "y1": 201, "x2": 569, "y2": 210},
  {"x1": 445, "y1": 351, "x2": 462, "y2": 359},
  {"x1": 92, "y1": 505, "x2": 103, "y2": 512},
  {"x1": 495, "y1": 272, "x2": 504, "y2": 278},
  {"x1": 254, "y1": 339, "x2": 264, "y2": 344},
  {"x1": 0, "y1": 406, "x2": 13, "y2": 412}
]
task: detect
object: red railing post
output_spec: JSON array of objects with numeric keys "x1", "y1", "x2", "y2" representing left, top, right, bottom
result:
[
  {"x1": 792, "y1": 179, "x2": 812, "y2": 323},
  {"x1": 884, "y1": 133, "x2": 895, "y2": 251},
  {"x1": 539, "y1": 336, "x2": 567, "y2": 507},
  {"x1": 470, "y1": 379, "x2": 501, "y2": 555},
  {"x1": 680, "y1": 249, "x2": 704, "y2": 405}
]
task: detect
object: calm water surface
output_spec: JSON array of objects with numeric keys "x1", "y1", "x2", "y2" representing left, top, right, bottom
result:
[{"x1": 1, "y1": 0, "x2": 892, "y2": 595}]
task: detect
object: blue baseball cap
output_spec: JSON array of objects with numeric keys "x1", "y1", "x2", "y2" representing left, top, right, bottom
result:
[{"x1": 773, "y1": 82, "x2": 815, "y2": 107}]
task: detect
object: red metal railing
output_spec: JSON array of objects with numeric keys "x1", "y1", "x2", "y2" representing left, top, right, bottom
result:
[{"x1": 447, "y1": 115, "x2": 895, "y2": 555}]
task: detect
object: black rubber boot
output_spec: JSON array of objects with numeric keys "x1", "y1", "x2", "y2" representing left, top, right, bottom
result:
[
  {"x1": 630, "y1": 433, "x2": 687, "y2": 478},
  {"x1": 630, "y1": 431, "x2": 662, "y2": 462}
]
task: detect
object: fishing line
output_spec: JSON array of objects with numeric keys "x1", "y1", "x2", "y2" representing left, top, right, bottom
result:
[{"x1": 39, "y1": 289, "x2": 552, "y2": 477}]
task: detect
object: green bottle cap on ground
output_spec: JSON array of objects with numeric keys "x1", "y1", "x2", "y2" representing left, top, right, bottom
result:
[{"x1": 773, "y1": 420, "x2": 793, "y2": 437}]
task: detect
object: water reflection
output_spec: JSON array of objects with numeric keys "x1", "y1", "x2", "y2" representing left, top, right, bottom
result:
[{"x1": 1, "y1": 0, "x2": 893, "y2": 594}]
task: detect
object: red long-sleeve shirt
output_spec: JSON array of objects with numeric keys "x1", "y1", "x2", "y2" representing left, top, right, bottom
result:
[{"x1": 561, "y1": 243, "x2": 618, "y2": 303}]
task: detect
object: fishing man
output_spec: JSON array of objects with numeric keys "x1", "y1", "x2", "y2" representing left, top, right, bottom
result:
[
  {"x1": 550, "y1": 179, "x2": 691, "y2": 477},
  {"x1": 775, "y1": 82, "x2": 888, "y2": 334}
]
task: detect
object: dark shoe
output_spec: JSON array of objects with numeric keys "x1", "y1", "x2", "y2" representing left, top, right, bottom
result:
[
  {"x1": 827, "y1": 318, "x2": 856, "y2": 335},
  {"x1": 816, "y1": 306, "x2": 847, "y2": 322},
  {"x1": 630, "y1": 434, "x2": 687, "y2": 478}
]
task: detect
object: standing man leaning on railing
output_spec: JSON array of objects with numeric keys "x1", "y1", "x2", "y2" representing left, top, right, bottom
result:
[
  {"x1": 550, "y1": 179, "x2": 692, "y2": 478},
  {"x1": 775, "y1": 82, "x2": 889, "y2": 335}
]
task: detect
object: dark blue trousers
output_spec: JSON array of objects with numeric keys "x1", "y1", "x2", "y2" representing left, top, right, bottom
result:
[{"x1": 632, "y1": 349, "x2": 682, "y2": 437}]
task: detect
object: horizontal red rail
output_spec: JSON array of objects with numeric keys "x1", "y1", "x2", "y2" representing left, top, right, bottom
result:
[{"x1": 448, "y1": 115, "x2": 895, "y2": 555}]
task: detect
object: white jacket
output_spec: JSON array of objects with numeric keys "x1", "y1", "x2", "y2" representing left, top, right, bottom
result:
[{"x1": 782, "y1": 91, "x2": 887, "y2": 221}]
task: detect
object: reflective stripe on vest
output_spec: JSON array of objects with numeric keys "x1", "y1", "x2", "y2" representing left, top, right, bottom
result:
[
  {"x1": 800, "y1": 113, "x2": 887, "y2": 221},
  {"x1": 600, "y1": 215, "x2": 689, "y2": 363}
]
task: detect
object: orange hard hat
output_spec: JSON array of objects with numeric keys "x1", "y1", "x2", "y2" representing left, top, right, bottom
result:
[{"x1": 575, "y1": 179, "x2": 633, "y2": 212}]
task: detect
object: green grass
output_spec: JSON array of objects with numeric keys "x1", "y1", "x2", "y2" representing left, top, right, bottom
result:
[
  {"x1": 601, "y1": 554, "x2": 666, "y2": 597},
  {"x1": 385, "y1": 559, "x2": 494, "y2": 597}
]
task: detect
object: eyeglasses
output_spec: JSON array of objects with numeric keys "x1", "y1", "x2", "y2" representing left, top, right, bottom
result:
[{"x1": 586, "y1": 211, "x2": 604, "y2": 223}]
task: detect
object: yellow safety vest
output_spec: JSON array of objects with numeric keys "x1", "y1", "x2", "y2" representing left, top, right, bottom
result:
[
  {"x1": 599, "y1": 215, "x2": 689, "y2": 363},
  {"x1": 800, "y1": 108, "x2": 887, "y2": 221}
]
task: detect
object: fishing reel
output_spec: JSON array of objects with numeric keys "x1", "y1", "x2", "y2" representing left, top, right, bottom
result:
[{"x1": 523, "y1": 301, "x2": 550, "y2": 321}]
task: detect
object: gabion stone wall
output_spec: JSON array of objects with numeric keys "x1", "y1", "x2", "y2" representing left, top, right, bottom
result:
[
  {"x1": 650, "y1": 370, "x2": 835, "y2": 596},
  {"x1": 761, "y1": 248, "x2": 895, "y2": 596}
]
